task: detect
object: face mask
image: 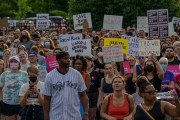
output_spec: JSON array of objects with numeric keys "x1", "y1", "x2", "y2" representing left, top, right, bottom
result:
[
  {"x1": 161, "y1": 64, "x2": 167, "y2": 71},
  {"x1": 144, "y1": 65, "x2": 154, "y2": 72},
  {"x1": 44, "y1": 41, "x2": 50, "y2": 47},
  {"x1": 97, "y1": 52, "x2": 103, "y2": 57},
  {"x1": 6, "y1": 42, "x2": 11, "y2": 47},
  {"x1": 29, "y1": 76, "x2": 37, "y2": 83},
  {"x1": 10, "y1": 63, "x2": 19, "y2": 69},
  {"x1": 22, "y1": 35, "x2": 27, "y2": 39}
]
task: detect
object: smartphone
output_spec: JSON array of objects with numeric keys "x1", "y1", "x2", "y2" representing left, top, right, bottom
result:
[{"x1": 29, "y1": 85, "x2": 34, "y2": 89}]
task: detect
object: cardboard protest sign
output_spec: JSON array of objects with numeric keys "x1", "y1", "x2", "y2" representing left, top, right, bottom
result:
[
  {"x1": 147, "y1": 9, "x2": 169, "y2": 39},
  {"x1": 123, "y1": 61, "x2": 131, "y2": 75},
  {"x1": 102, "y1": 45, "x2": 123, "y2": 63},
  {"x1": 45, "y1": 56, "x2": 59, "y2": 72},
  {"x1": 8, "y1": 20, "x2": 16, "y2": 27},
  {"x1": 128, "y1": 37, "x2": 141, "y2": 56},
  {"x1": 0, "y1": 17, "x2": 9, "y2": 28},
  {"x1": 137, "y1": 16, "x2": 148, "y2": 32},
  {"x1": 59, "y1": 33, "x2": 83, "y2": 51},
  {"x1": 103, "y1": 15, "x2": 123, "y2": 31},
  {"x1": 73, "y1": 13, "x2": 92, "y2": 30},
  {"x1": 68, "y1": 39, "x2": 91, "y2": 57},
  {"x1": 36, "y1": 13, "x2": 49, "y2": 20},
  {"x1": 166, "y1": 65, "x2": 180, "y2": 76},
  {"x1": 104, "y1": 38, "x2": 128, "y2": 54},
  {"x1": 139, "y1": 40, "x2": 160, "y2": 56}
]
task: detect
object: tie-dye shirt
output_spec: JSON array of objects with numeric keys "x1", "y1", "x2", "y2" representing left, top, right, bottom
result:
[{"x1": 0, "y1": 70, "x2": 29, "y2": 105}]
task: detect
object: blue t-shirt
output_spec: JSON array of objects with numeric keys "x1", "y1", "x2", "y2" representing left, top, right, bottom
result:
[{"x1": 161, "y1": 70, "x2": 176, "y2": 92}]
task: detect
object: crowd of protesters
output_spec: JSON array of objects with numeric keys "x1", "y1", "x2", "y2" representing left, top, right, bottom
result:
[{"x1": 0, "y1": 20, "x2": 179, "y2": 120}]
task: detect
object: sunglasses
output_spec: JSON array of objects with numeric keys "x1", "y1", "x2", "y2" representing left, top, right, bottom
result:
[{"x1": 142, "y1": 90, "x2": 158, "y2": 95}]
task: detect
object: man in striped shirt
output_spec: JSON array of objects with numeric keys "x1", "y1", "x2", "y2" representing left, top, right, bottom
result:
[{"x1": 43, "y1": 51, "x2": 89, "y2": 120}]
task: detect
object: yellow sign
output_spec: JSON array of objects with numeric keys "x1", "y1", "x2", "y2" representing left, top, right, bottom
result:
[{"x1": 104, "y1": 38, "x2": 128, "y2": 54}]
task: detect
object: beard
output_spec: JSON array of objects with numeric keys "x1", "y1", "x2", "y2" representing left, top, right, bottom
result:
[{"x1": 165, "y1": 54, "x2": 174, "y2": 59}]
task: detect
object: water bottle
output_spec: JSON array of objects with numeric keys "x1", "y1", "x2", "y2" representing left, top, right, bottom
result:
[{"x1": 156, "y1": 92, "x2": 174, "y2": 100}]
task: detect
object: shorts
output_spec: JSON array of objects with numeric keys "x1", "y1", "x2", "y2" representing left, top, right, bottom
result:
[
  {"x1": 21, "y1": 105, "x2": 44, "y2": 120},
  {"x1": 88, "y1": 92, "x2": 98, "y2": 108},
  {"x1": 1, "y1": 102, "x2": 22, "y2": 116}
]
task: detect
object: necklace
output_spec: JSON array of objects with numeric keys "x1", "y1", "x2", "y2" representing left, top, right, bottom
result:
[{"x1": 143, "y1": 102, "x2": 155, "y2": 111}]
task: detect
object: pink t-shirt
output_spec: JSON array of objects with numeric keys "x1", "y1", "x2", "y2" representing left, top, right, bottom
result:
[{"x1": 175, "y1": 74, "x2": 180, "y2": 85}]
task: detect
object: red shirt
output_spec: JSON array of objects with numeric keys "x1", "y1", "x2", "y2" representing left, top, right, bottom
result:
[{"x1": 108, "y1": 94, "x2": 130, "y2": 120}]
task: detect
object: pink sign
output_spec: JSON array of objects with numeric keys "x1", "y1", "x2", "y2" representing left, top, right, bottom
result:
[
  {"x1": 123, "y1": 61, "x2": 131, "y2": 74},
  {"x1": 166, "y1": 65, "x2": 180, "y2": 75},
  {"x1": 46, "y1": 56, "x2": 59, "y2": 72}
]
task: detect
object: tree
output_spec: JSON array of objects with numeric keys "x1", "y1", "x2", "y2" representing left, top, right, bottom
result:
[{"x1": 68, "y1": 0, "x2": 180, "y2": 30}]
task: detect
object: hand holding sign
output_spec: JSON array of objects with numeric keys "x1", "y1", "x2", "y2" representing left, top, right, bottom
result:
[{"x1": 148, "y1": 53, "x2": 158, "y2": 62}]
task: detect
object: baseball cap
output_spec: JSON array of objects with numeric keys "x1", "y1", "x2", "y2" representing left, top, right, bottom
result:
[
  {"x1": 9, "y1": 56, "x2": 20, "y2": 62},
  {"x1": 28, "y1": 51, "x2": 37, "y2": 56}
]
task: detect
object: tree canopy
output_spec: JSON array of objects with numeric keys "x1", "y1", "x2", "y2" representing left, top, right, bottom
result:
[{"x1": 0, "y1": 0, "x2": 179, "y2": 30}]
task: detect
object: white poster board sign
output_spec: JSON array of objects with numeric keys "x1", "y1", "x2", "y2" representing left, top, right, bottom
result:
[
  {"x1": 36, "y1": 20, "x2": 50, "y2": 30},
  {"x1": 102, "y1": 45, "x2": 124, "y2": 63},
  {"x1": 137, "y1": 16, "x2": 148, "y2": 32},
  {"x1": 36, "y1": 13, "x2": 49, "y2": 20},
  {"x1": 103, "y1": 15, "x2": 123, "y2": 31},
  {"x1": 139, "y1": 40, "x2": 160, "y2": 56},
  {"x1": 59, "y1": 33, "x2": 82, "y2": 51},
  {"x1": 8, "y1": 20, "x2": 16, "y2": 27},
  {"x1": 68, "y1": 39, "x2": 92, "y2": 57},
  {"x1": 73, "y1": 13, "x2": 92, "y2": 30}
]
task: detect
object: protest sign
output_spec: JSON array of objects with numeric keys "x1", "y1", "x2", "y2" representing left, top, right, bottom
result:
[
  {"x1": 8, "y1": 20, "x2": 16, "y2": 27},
  {"x1": 166, "y1": 65, "x2": 180, "y2": 76},
  {"x1": 36, "y1": 13, "x2": 49, "y2": 20},
  {"x1": 59, "y1": 33, "x2": 83, "y2": 51},
  {"x1": 0, "y1": 17, "x2": 8, "y2": 28},
  {"x1": 103, "y1": 15, "x2": 123, "y2": 31},
  {"x1": 36, "y1": 20, "x2": 50, "y2": 30},
  {"x1": 68, "y1": 39, "x2": 91, "y2": 57},
  {"x1": 45, "y1": 56, "x2": 59, "y2": 72},
  {"x1": 139, "y1": 40, "x2": 160, "y2": 56},
  {"x1": 147, "y1": 9, "x2": 169, "y2": 39},
  {"x1": 168, "y1": 22, "x2": 174, "y2": 36},
  {"x1": 137, "y1": 16, "x2": 148, "y2": 32},
  {"x1": 104, "y1": 38, "x2": 128, "y2": 54},
  {"x1": 36, "y1": 13, "x2": 49, "y2": 30},
  {"x1": 123, "y1": 61, "x2": 131, "y2": 75},
  {"x1": 73, "y1": 13, "x2": 92, "y2": 30},
  {"x1": 172, "y1": 17, "x2": 180, "y2": 36},
  {"x1": 102, "y1": 45, "x2": 123, "y2": 63},
  {"x1": 128, "y1": 37, "x2": 141, "y2": 56}
]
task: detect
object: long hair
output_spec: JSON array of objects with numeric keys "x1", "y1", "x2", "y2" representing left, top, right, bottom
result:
[
  {"x1": 143, "y1": 59, "x2": 157, "y2": 76},
  {"x1": 19, "y1": 30, "x2": 31, "y2": 42}
]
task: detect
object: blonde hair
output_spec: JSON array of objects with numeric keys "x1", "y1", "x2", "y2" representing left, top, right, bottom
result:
[{"x1": 27, "y1": 65, "x2": 38, "y2": 75}]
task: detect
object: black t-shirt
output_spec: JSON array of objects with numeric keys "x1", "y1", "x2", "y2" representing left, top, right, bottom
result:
[
  {"x1": 94, "y1": 59, "x2": 104, "y2": 78},
  {"x1": 89, "y1": 70, "x2": 101, "y2": 93},
  {"x1": 125, "y1": 74, "x2": 136, "y2": 95},
  {"x1": 149, "y1": 74, "x2": 162, "y2": 92},
  {"x1": 168, "y1": 58, "x2": 180, "y2": 65}
]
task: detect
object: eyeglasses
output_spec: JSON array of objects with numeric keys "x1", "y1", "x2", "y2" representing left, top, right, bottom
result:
[{"x1": 142, "y1": 90, "x2": 158, "y2": 95}]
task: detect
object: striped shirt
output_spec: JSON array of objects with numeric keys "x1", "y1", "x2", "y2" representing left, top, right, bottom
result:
[{"x1": 43, "y1": 67, "x2": 87, "y2": 120}]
